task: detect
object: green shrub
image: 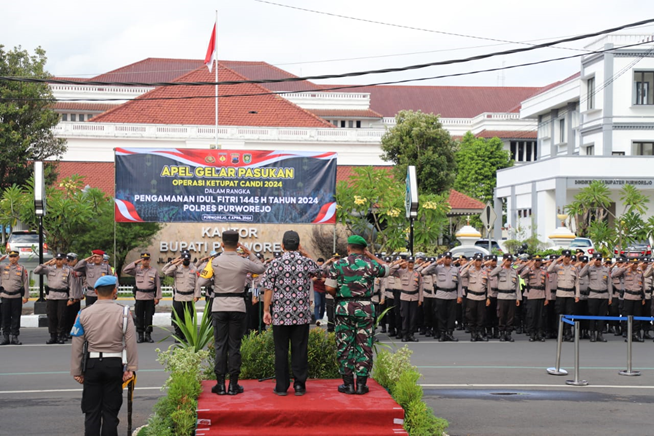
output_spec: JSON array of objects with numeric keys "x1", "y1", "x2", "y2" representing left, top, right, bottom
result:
[
  {"x1": 392, "y1": 369, "x2": 422, "y2": 410},
  {"x1": 404, "y1": 399, "x2": 449, "y2": 436},
  {"x1": 372, "y1": 345, "x2": 417, "y2": 393},
  {"x1": 156, "y1": 345, "x2": 210, "y2": 388}
]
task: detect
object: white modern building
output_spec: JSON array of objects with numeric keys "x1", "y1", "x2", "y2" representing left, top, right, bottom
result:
[{"x1": 494, "y1": 34, "x2": 654, "y2": 245}]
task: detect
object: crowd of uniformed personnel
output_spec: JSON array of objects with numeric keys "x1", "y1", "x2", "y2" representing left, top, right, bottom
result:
[{"x1": 373, "y1": 249, "x2": 654, "y2": 344}]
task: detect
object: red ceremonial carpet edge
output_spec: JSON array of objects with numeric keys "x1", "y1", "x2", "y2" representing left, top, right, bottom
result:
[{"x1": 196, "y1": 379, "x2": 407, "y2": 435}]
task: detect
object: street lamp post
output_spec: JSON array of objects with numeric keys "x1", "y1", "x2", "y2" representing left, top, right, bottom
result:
[{"x1": 33, "y1": 162, "x2": 47, "y2": 315}]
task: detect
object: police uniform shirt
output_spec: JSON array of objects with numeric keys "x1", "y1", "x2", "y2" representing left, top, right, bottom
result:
[
  {"x1": 612, "y1": 267, "x2": 646, "y2": 300},
  {"x1": 489, "y1": 266, "x2": 522, "y2": 300},
  {"x1": 547, "y1": 263, "x2": 579, "y2": 298},
  {"x1": 123, "y1": 261, "x2": 162, "y2": 300},
  {"x1": 579, "y1": 263, "x2": 612, "y2": 301},
  {"x1": 643, "y1": 265, "x2": 654, "y2": 301},
  {"x1": 393, "y1": 267, "x2": 422, "y2": 302},
  {"x1": 34, "y1": 264, "x2": 73, "y2": 300},
  {"x1": 0, "y1": 262, "x2": 29, "y2": 299},
  {"x1": 200, "y1": 251, "x2": 265, "y2": 313},
  {"x1": 372, "y1": 278, "x2": 381, "y2": 304},
  {"x1": 70, "y1": 300, "x2": 138, "y2": 376},
  {"x1": 423, "y1": 264, "x2": 463, "y2": 299},
  {"x1": 610, "y1": 265, "x2": 624, "y2": 300},
  {"x1": 577, "y1": 266, "x2": 590, "y2": 300},
  {"x1": 73, "y1": 260, "x2": 114, "y2": 297},
  {"x1": 416, "y1": 264, "x2": 436, "y2": 299},
  {"x1": 68, "y1": 268, "x2": 84, "y2": 300},
  {"x1": 460, "y1": 265, "x2": 488, "y2": 301},
  {"x1": 380, "y1": 276, "x2": 394, "y2": 300},
  {"x1": 163, "y1": 262, "x2": 201, "y2": 301},
  {"x1": 519, "y1": 265, "x2": 548, "y2": 299},
  {"x1": 485, "y1": 265, "x2": 499, "y2": 298}
]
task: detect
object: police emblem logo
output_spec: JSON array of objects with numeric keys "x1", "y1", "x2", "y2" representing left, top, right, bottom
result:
[
  {"x1": 243, "y1": 154, "x2": 252, "y2": 164},
  {"x1": 231, "y1": 154, "x2": 240, "y2": 164},
  {"x1": 218, "y1": 153, "x2": 227, "y2": 163},
  {"x1": 205, "y1": 155, "x2": 216, "y2": 164}
]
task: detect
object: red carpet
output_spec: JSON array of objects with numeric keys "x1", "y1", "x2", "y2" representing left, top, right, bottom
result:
[{"x1": 196, "y1": 379, "x2": 407, "y2": 435}]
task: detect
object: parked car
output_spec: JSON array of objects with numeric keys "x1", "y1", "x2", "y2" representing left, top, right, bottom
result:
[
  {"x1": 614, "y1": 240, "x2": 652, "y2": 258},
  {"x1": 6, "y1": 231, "x2": 48, "y2": 256},
  {"x1": 569, "y1": 237, "x2": 596, "y2": 256},
  {"x1": 474, "y1": 239, "x2": 504, "y2": 254},
  {"x1": 450, "y1": 245, "x2": 490, "y2": 259}
]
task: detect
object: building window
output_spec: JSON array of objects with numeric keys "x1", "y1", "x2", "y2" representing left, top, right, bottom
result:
[
  {"x1": 587, "y1": 77, "x2": 595, "y2": 110},
  {"x1": 356, "y1": 120, "x2": 361, "y2": 128},
  {"x1": 586, "y1": 144, "x2": 594, "y2": 156},
  {"x1": 635, "y1": 71, "x2": 654, "y2": 105},
  {"x1": 559, "y1": 118, "x2": 565, "y2": 143},
  {"x1": 612, "y1": 151, "x2": 625, "y2": 156},
  {"x1": 348, "y1": 120, "x2": 354, "y2": 128},
  {"x1": 633, "y1": 142, "x2": 654, "y2": 155},
  {"x1": 509, "y1": 141, "x2": 537, "y2": 162},
  {"x1": 87, "y1": 114, "x2": 93, "y2": 120},
  {"x1": 71, "y1": 114, "x2": 76, "y2": 122},
  {"x1": 79, "y1": 114, "x2": 85, "y2": 122},
  {"x1": 61, "y1": 113, "x2": 68, "y2": 122}
]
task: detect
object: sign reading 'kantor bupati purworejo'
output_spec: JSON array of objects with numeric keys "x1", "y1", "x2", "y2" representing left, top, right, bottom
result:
[{"x1": 114, "y1": 148, "x2": 337, "y2": 224}]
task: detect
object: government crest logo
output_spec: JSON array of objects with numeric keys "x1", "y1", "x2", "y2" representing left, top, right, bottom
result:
[
  {"x1": 231, "y1": 154, "x2": 240, "y2": 164},
  {"x1": 218, "y1": 153, "x2": 227, "y2": 163},
  {"x1": 205, "y1": 155, "x2": 216, "y2": 164},
  {"x1": 243, "y1": 154, "x2": 252, "y2": 164}
]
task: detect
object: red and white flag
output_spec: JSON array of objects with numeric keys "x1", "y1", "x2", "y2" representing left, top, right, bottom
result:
[{"x1": 204, "y1": 23, "x2": 217, "y2": 72}]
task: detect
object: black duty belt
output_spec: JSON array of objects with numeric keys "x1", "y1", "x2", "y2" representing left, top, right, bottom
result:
[
  {"x1": 467, "y1": 290, "x2": 486, "y2": 296},
  {"x1": 625, "y1": 290, "x2": 643, "y2": 296},
  {"x1": 497, "y1": 289, "x2": 516, "y2": 294},
  {"x1": 136, "y1": 288, "x2": 156, "y2": 293},
  {"x1": 47, "y1": 287, "x2": 70, "y2": 295},
  {"x1": 490, "y1": 288, "x2": 498, "y2": 292},
  {"x1": 175, "y1": 290, "x2": 194, "y2": 296},
  {"x1": 557, "y1": 287, "x2": 575, "y2": 292},
  {"x1": 336, "y1": 297, "x2": 372, "y2": 302},
  {"x1": 437, "y1": 288, "x2": 457, "y2": 293},
  {"x1": 2, "y1": 290, "x2": 22, "y2": 296},
  {"x1": 529, "y1": 286, "x2": 545, "y2": 290},
  {"x1": 401, "y1": 290, "x2": 419, "y2": 295},
  {"x1": 86, "y1": 287, "x2": 95, "y2": 291},
  {"x1": 589, "y1": 288, "x2": 608, "y2": 294},
  {"x1": 580, "y1": 291, "x2": 590, "y2": 296},
  {"x1": 214, "y1": 293, "x2": 246, "y2": 298}
]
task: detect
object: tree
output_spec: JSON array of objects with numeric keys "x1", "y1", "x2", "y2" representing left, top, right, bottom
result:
[
  {"x1": 380, "y1": 110, "x2": 457, "y2": 194},
  {"x1": 335, "y1": 167, "x2": 449, "y2": 253},
  {"x1": 454, "y1": 132, "x2": 513, "y2": 203},
  {"x1": 0, "y1": 45, "x2": 66, "y2": 190},
  {"x1": 0, "y1": 174, "x2": 162, "y2": 275}
]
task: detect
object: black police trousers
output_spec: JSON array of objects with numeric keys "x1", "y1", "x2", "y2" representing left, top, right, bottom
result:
[
  {"x1": 465, "y1": 299, "x2": 486, "y2": 333},
  {"x1": 326, "y1": 298, "x2": 335, "y2": 332},
  {"x1": 526, "y1": 298, "x2": 546, "y2": 336},
  {"x1": 1, "y1": 297, "x2": 22, "y2": 336},
  {"x1": 172, "y1": 300, "x2": 194, "y2": 339},
  {"x1": 134, "y1": 300, "x2": 155, "y2": 333},
  {"x1": 82, "y1": 357, "x2": 123, "y2": 436},
  {"x1": 47, "y1": 299, "x2": 68, "y2": 337},
  {"x1": 436, "y1": 298, "x2": 457, "y2": 333},
  {"x1": 587, "y1": 298, "x2": 609, "y2": 333},
  {"x1": 213, "y1": 311, "x2": 247, "y2": 377},
  {"x1": 497, "y1": 299, "x2": 516, "y2": 332},
  {"x1": 400, "y1": 300, "x2": 418, "y2": 338},
  {"x1": 272, "y1": 324, "x2": 309, "y2": 392}
]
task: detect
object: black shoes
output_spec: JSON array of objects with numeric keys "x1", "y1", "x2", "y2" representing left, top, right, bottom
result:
[
  {"x1": 471, "y1": 333, "x2": 477, "y2": 342},
  {"x1": 293, "y1": 383, "x2": 306, "y2": 396},
  {"x1": 212, "y1": 376, "x2": 226, "y2": 395},
  {"x1": 589, "y1": 332, "x2": 596, "y2": 342},
  {"x1": 46, "y1": 336, "x2": 58, "y2": 345},
  {"x1": 597, "y1": 333, "x2": 607, "y2": 342},
  {"x1": 228, "y1": 375, "x2": 244, "y2": 395},
  {"x1": 338, "y1": 375, "x2": 355, "y2": 395},
  {"x1": 272, "y1": 389, "x2": 287, "y2": 396},
  {"x1": 10, "y1": 335, "x2": 21, "y2": 345},
  {"x1": 446, "y1": 331, "x2": 458, "y2": 342},
  {"x1": 506, "y1": 333, "x2": 515, "y2": 342},
  {"x1": 137, "y1": 333, "x2": 144, "y2": 343},
  {"x1": 499, "y1": 331, "x2": 506, "y2": 342},
  {"x1": 356, "y1": 377, "x2": 369, "y2": 395},
  {"x1": 145, "y1": 333, "x2": 154, "y2": 343},
  {"x1": 0, "y1": 335, "x2": 9, "y2": 345},
  {"x1": 380, "y1": 326, "x2": 387, "y2": 334}
]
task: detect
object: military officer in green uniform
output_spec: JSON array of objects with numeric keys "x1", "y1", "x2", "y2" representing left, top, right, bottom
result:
[{"x1": 325, "y1": 235, "x2": 389, "y2": 395}]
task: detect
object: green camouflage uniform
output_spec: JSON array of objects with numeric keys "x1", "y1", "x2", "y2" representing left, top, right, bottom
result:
[{"x1": 326, "y1": 254, "x2": 388, "y2": 377}]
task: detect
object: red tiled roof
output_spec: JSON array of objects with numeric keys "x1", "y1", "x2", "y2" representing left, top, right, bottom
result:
[
  {"x1": 90, "y1": 64, "x2": 333, "y2": 128},
  {"x1": 308, "y1": 109, "x2": 383, "y2": 118},
  {"x1": 53, "y1": 102, "x2": 119, "y2": 112},
  {"x1": 56, "y1": 162, "x2": 115, "y2": 195},
  {"x1": 220, "y1": 61, "x2": 322, "y2": 93},
  {"x1": 475, "y1": 130, "x2": 537, "y2": 139},
  {"x1": 318, "y1": 85, "x2": 541, "y2": 118},
  {"x1": 91, "y1": 58, "x2": 204, "y2": 83},
  {"x1": 52, "y1": 76, "x2": 90, "y2": 82},
  {"x1": 337, "y1": 165, "x2": 392, "y2": 184},
  {"x1": 448, "y1": 189, "x2": 484, "y2": 210}
]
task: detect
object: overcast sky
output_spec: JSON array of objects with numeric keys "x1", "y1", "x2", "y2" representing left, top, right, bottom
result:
[{"x1": 2, "y1": 0, "x2": 654, "y2": 88}]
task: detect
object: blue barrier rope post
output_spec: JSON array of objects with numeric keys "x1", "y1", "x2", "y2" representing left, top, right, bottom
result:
[
  {"x1": 547, "y1": 315, "x2": 568, "y2": 376},
  {"x1": 619, "y1": 315, "x2": 641, "y2": 376},
  {"x1": 566, "y1": 321, "x2": 588, "y2": 386}
]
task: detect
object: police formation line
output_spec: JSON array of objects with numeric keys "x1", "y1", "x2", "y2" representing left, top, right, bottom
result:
[
  {"x1": 0, "y1": 232, "x2": 393, "y2": 435},
  {"x1": 374, "y1": 250, "x2": 654, "y2": 344}
]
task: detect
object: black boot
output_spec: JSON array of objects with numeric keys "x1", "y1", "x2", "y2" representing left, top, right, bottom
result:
[
  {"x1": 499, "y1": 331, "x2": 506, "y2": 342},
  {"x1": 228, "y1": 374, "x2": 244, "y2": 395},
  {"x1": 470, "y1": 332, "x2": 477, "y2": 342},
  {"x1": 388, "y1": 328, "x2": 396, "y2": 337},
  {"x1": 425, "y1": 329, "x2": 432, "y2": 338},
  {"x1": 10, "y1": 335, "x2": 22, "y2": 345},
  {"x1": 643, "y1": 330, "x2": 653, "y2": 340},
  {"x1": 516, "y1": 326, "x2": 523, "y2": 335},
  {"x1": 401, "y1": 335, "x2": 409, "y2": 342},
  {"x1": 589, "y1": 331, "x2": 596, "y2": 342},
  {"x1": 539, "y1": 332, "x2": 546, "y2": 342},
  {"x1": 479, "y1": 332, "x2": 489, "y2": 342},
  {"x1": 46, "y1": 335, "x2": 58, "y2": 345},
  {"x1": 506, "y1": 332, "x2": 515, "y2": 342},
  {"x1": 529, "y1": 334, "x2": 536, "y2": 342},
  {"x1": 356, "y1": 376, "x2": 369, "y2": 395},
  {"x1": 58, "y1": 335, "x2": 66, "y2": 344},
  {"x1": 612, "y1": 325, "x2": 621, "y2": 336},
  {"x1": 0, "y1": 334, "x2": 9, "y2": 345},
  {"x1": 338, "y1": 375, "x2": 355, "y2": 395},
  {"x1": 634, "y1": 332, "x2": 645, "y2": 343},
  {"x1": 380, "y1": 326, "x2": 387, "y2": 334},
  {"x1": 137, "y1": 332, "x2": 144, "y2": 343},
  {"x1": 211, "y1": 375, "x2": 226, "y2": 395},
  {"x1": 438, "y1": 331, "x2": 446, "y2": 342},
  {"x1": 492, "y1": 327, "x2": 500, "y2": 339},
  {"x1": 145, "y1": 332, "x2": 154, "y2": 343},
  {"x1": 408, "y1": 335, "x2": 419, "y2": 342},
  {"x1": 446, "y1": 330, "x2": 458, "y2": 342},
  {"x1": 597, "y1": 332, "x2": 607, "y2": 342}
]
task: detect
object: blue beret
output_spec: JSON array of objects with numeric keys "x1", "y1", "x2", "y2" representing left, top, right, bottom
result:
[{"x1": 95, "y1": 275, "x2": 117, "y2": 288}]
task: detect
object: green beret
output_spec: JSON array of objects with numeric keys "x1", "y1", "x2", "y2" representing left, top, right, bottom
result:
[{"x1": 347, "y1": 235, "x2": 367, "y2": 247}]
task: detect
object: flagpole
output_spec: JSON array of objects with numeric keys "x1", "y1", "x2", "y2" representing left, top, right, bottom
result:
[{"x1": 214, "y1": 11, "x2": 219, "y2": 148}]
